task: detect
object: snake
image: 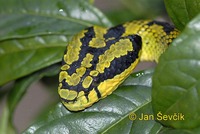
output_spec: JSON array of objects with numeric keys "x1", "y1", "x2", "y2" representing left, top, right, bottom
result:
[{"x1": 58, "y1": 20, "x2": 179, "y2": 111}]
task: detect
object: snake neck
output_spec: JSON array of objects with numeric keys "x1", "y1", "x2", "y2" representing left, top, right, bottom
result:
[{"x1": 122, "y1": 20, "x2": 179, "y2": 62}]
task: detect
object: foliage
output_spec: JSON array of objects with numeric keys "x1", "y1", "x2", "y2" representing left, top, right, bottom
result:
[
  {"x1": 164, "y1": 0, "x2": 200, "y2": 30},
  {"x1": 152, "y1": 14, "x2": 200, "y2": 129},
  {"x1": 0, "y1": 0, "x2": 200, "y2": 134}
]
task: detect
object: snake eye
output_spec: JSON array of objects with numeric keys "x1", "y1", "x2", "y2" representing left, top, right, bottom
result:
[
  {"x1": 125, "y1": 35, "x2": 142, "y2": 54},
  {"x1": 130, "y1": 35, "x2": 142, "y2": 46}
]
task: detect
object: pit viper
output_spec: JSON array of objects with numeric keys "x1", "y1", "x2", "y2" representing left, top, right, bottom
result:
[{"x1": 58, "y1": 20, "x2": 179, "y2": 111}]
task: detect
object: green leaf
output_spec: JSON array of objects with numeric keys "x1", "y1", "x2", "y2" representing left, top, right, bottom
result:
[
  {"x1": 0, "y1": 35, "x2": 67, "y2": 85},
  {"x1": 159, "y1": 127, "x2": 200, "y2": 134},
  {"x1": 7, "y1": 64, "x2": 60, "y2": 118},
  {"x1": 0, "y1": 0, "x2": 112, "y2": 85},
  {"x1": 152, "y1": 14, "x2": 200, "y2": 129},
  {"x1": 0, "y1": 64, "x2": 60, "y2": 133},
  {"x1": 164, "y1": 0, "x2": 200, "y2": 31},
  {"x1": 122, "y1": 69, "x2": 154, "y2": 87},
  {"x1": 23, "y1": 70, "x2": 163, "y2": 134},
  {"x1": 0, "y1": 0, "x2": 111, "y2": 40},
  {"x1": 106, "y1": 0, "x2": 166, "y2": 25},
  {"x1": 104, "y1": 103, "x2": 163, "y2": 134},
  {"x1": 120, "y1": 0, "x2": 165, "y2": 18},
  {"x1": 0, "y1": 105, "x2": 15, "y2": 134}
]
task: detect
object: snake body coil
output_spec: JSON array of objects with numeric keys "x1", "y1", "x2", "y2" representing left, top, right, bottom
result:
[{"x1": 58, "y1": 20, "x2": 179, "y2": 111}]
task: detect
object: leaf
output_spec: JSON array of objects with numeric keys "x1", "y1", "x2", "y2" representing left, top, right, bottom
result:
[
  {"x1": 0, "y1": 0, "x2": 111, "y2": 40},
  {"x1": 152, "y1": 14, "x2": 200, "y2": 129},
  {"x1": 23, "y1": 70, "x2": 163, "y2": 134},
  {"x1": 120, "y1": 0, "x2": 165, "y2": 18},
  {"x1": 164, "y1": 0, "x2": 200, "y2": 31},
  {"x1": 104, "y1": 103, "x2": 163, "y2": 134},
  {"x1": 159, "y1": 127, "x2": 200, "y2": 134},
  {"x1": 0, "y1": 0, "x2": 112, "y2": 85},
  {"x1": 0, "y1": 35, "x2": 67, "y2": 85},
  {"x1": 106, "y1": 0, "x2": 165, "y2": 25},
  {"x1": 122, "y1": 69, "x2": 154, "y2": 87},
  {"x1": 0, "y1": 64, "x2": 60, "y2": 133},
  {"x1": 0, "y1": 104, "x2": 15, "y2": 134},
  {"x1": 7, "y1": 64, "x2": 60, "y2": 118}
]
